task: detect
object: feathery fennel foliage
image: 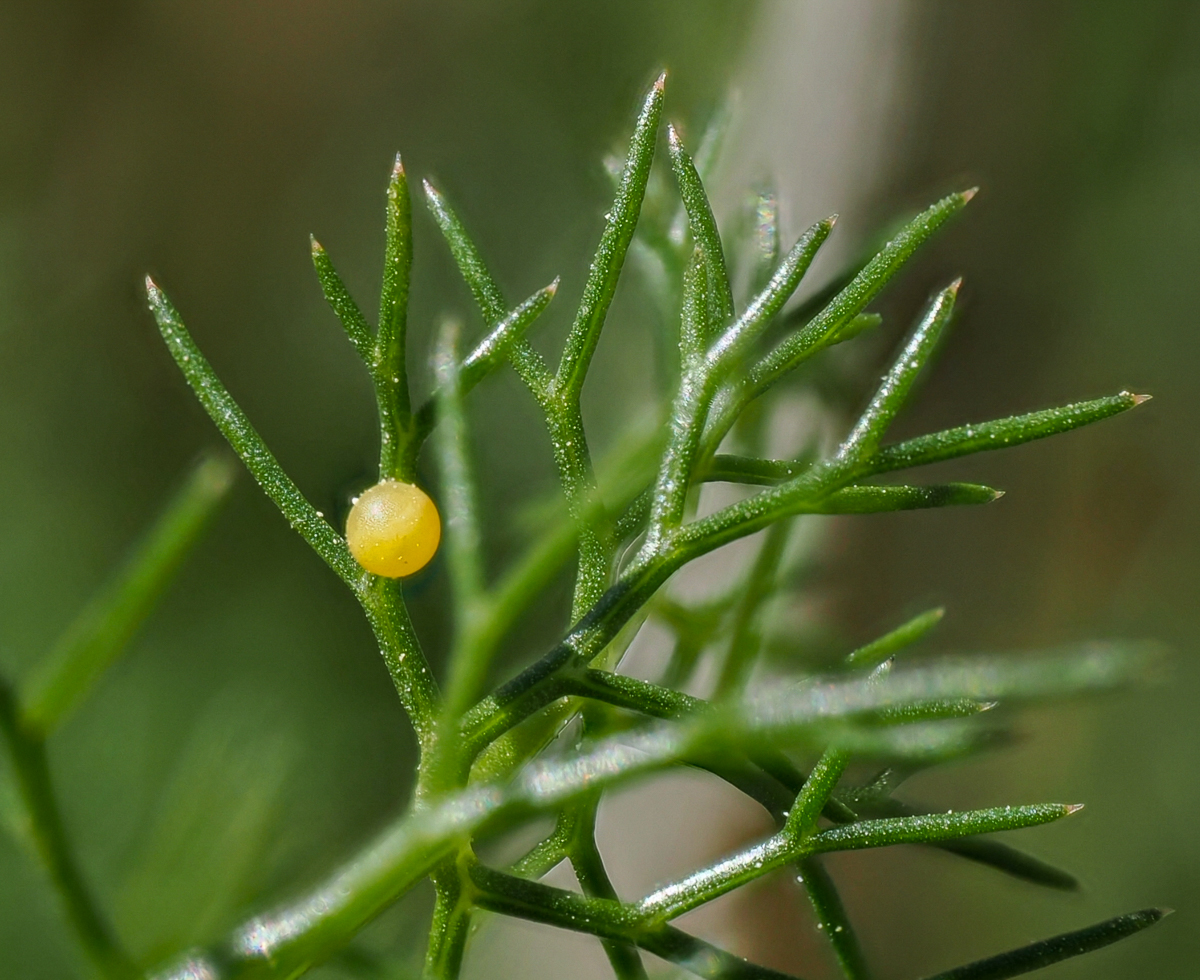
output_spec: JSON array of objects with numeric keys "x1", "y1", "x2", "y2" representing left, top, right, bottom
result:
[{"x1": 0, "y1": 74, "x2": 1169, "y2": 980}]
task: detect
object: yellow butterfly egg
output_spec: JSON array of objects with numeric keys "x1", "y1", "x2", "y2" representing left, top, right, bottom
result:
[{"x1": 345, "y1": 480, "x2": 441, "y2": 578}]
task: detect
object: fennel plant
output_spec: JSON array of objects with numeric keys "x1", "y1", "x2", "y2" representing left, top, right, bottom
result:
[{"x1": 0, "y1": 72, "x2": 1169, "y2": 980}]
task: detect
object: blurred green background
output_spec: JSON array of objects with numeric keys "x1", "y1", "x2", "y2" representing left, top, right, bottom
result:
[{"x1": 0, "y1": 1, "x2": 1196, "y2": 978}]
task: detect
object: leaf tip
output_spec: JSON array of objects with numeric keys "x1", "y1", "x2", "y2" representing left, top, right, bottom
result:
[
  {"x1": 392, "y1": 153, "x2": 405, "y2": 178},
  {"x1": 310, "y1": 235, "x2": 323, "y2": 255},
  {"x1": 1130, "y1": 392, "x2": 1153, "y2": 406},
  {"x1": 547, "y1": 277, "x2": 561, "y2": 297},
  {"x1": 667, "y1": 122, "x2": 683, "y2": 153},
  {"x1": 654, "y1": 70, "x2": 667, "y2": 93},
  {"x1": 948, "y1": 276, "x2": 964, "y2": 294},
  {"x1": 961, "y1": 186, "x2": 980, "y2": 203},
  {"x1": 869, "y1": 657, "x2": 894, "y2": 678},
  {"x1": 827, "y1": 213, "x2": 839, "y2": 229},
  {"x1": 1065, "y1": 803, "x2": 1086, "y2": 816},
  {"x1": 991, "y1": 489, "x2": 1006, "y2": 501}
]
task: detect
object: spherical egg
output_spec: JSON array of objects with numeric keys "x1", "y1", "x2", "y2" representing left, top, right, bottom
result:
[{"x1": 345, "y1": 480, "x2": 441, "y2": 577}]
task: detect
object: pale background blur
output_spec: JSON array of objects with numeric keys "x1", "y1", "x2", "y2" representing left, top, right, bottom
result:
[{"x1": 0, "y1": 2, "x2": 1195, "y2": 978}]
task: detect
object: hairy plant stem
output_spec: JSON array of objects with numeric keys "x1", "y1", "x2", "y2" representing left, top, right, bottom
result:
[
  {"x1": 358, "y1": 578, "x2": 441, "y2": 763},
  {"x1": 424, "y1": 851, "x2": 476, "y2": 980},
  {"x1": 562, "y1": 787, "x2": 649, "y2": 980},
  {"x1": 543, "y1": 394, "x2": 614, "y2": 620},
  {"x1": 799, "y1": 857, "x2": 871, "y2": 980}
]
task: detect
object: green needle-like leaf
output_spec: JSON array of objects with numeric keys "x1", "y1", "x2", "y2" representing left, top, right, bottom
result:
[
  {"x1": 942, "y1": 839, "x2": 1080, "y2": 891},
  {"x1": 920, "y1": 908, "x2": 1169, "y2": 980},
  {"x1": 659, "y1": 98, "x2": 731, "y2": 267},
  {"x1": 838, "y1": 280, "x2": 959, "y2": 463},
  {"x1": 707, "y1": 217, "x2": 835, "y2": 370},
  {"x1": 813, "y1": 483, "x2": 1001, "y2": 515},
  {"x1": 702, "y1": 453, "x2": 810, "y2": 486},
  {"x1": 571, "y1": 667, "x2": 701, "y2": 719},
  {"x1": 311, "y1": 237, "x2": 373, "y2": 362},
  {"x1": 874, "y1": 698, "x2": 995, "y2": 725},
  {"x1": 748, "y1": 189, "x2": 975, "y2": 398},
  {"x1": 809, "y1": 803, "x2": 1080, "y2": 856},
  {"x1": 848, "y1": 796, "x2": 1080, "y2": 891},
  {"x1": 409, "y1": 280, "x2": 559, "y2": 456},
  {"x1": 379, "y1": 155, "x2": 414, "y2": 336},
  {"x1": 569, "y1": 670, "x2": 978, "y2": 810},
  {"x1": 783, "y1": 749, "x2": 848, "y2": 839},
  {"x1": 422, "y1": 178, "x2": 505, "y2": 323},
  {"x1": 510, "y1": 815, "x2": 574, "y2": 880},
  {"x1": 703, "y1": 392, "x2": 1145, "y2": 492},
  {"x1": 799, "y1": 857, "x2": 871, "y2": 980},
  {"x1": 423, "y1": 177, "x2": 553, "y2": 398},
  {"x1": 21, "y1": 453, "x2": 235, "y2": 734},
  {"x1": 465, "y1": 532, "x2": 1149, "y2": 759},
  {"x1": 425, "y1": 859, "x2": 473, "y2": 980},
  {"x1": 483, "y1": 477, "x2": 1011, "y2": 754},
  {"x1": 457, "y1": 280, "x2": 559, "y2": 392},
  {"x1": 626, "y1": 763, "x2": 837, "y2": 923},
  {"x1": 146, "y1": 278, "x2": 359, "y2": 587},
  {"x1": 667, "y1": 123, "x2": 733, "y2": 327},
  {"x1": 376, "y1": 155, "x2": 414, "y2": 479},
  {"x1": 470, "y1": 864, "x2": 801, "y2": 980},
  {"x1": 679, "y1": 247, "x2": 710, "y2": 362},
  {"x1": 847, "y1": 608, "x2": 945, "y2": 669},
  {"x1": 556, "y1": 73, "x2": 665, "y2": 397},
  {"x1": 870, "y1": 392, "x2": 1150, "y2": 474},
  {"x1": 675, "y1": 481, "x2": 1000, "y2": 561},
  {"x1": 563, "y1": 797, "x2": 650, "y2": 980},
  {"x1": 634, "y1": 797, "x2": 1069, "y2": 925}
]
